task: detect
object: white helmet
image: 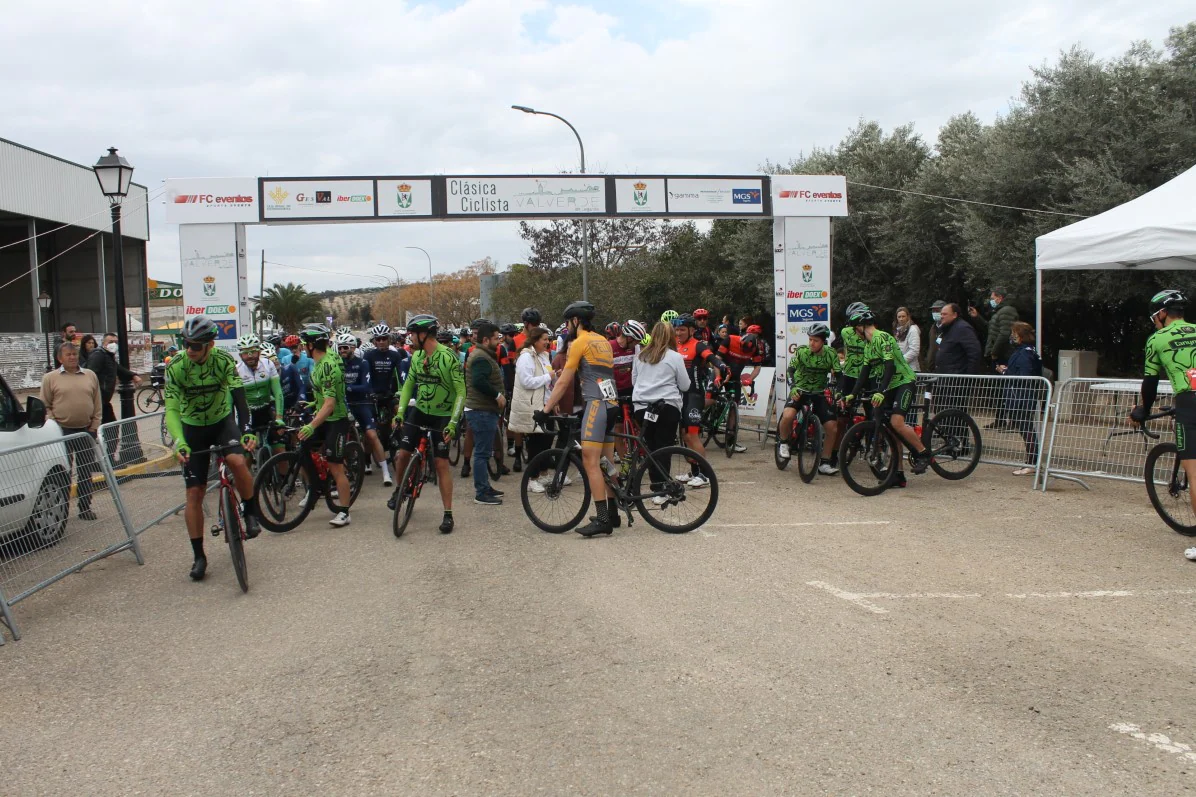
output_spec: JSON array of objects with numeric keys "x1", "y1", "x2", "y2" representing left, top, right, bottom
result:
[
  {"x1": 335, "y1": 331, "x2": 357, "y2": 347},
  {"x1": 359, "y1": 340, "x2": 375, "y2": 352},
  {"x1": 623, "y1": 320, "x2": 647, "y2": 344},
  {"x1": 260, "y1": 341, "x2": 277, "y2": 358},
  {"x1": 336, "y1": 325, "x2": 352, "y2": 336},
  {"x1": 369, "y1": 322, "x2": 390, "y2": 338},
  {"x1": 237, "y1": 334, "x2": 261, "y2": 352}
]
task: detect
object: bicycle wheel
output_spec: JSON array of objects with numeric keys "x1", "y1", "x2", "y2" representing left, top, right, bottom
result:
[
  {"x1": 392, "y1": 450, "x2": 424, "y2": 538},
  {"x1": 707, "y1": 400, "x2": 729, "y2": 450},
  {"x1": 1145, "y1": 442, "x2": 1196, "y2": 535},
  {"x1": 723, "y1": 402, "x2": 739, "y2": 459},
  {"x1": 161, "y1": 413, "x2": 173, "y2": 448},
  {"x1": 774, "y1": 416, "x2": 792, "y2": 471},
  {"x1": 487, "y1": 424, "x2": 506, "y2": 481},
  {"x1": 632, "y1": 446, "x2": 718, "y2": 533},
  {"x1": 448, "y1": 425, "x2": 463, "y2": 466},
  {"x1": 253, "y1": 451, "x2": 316, "y2": 532},
  {"x1": 324, "y1": 441, "x2": 367, "y2": 513},
  {"x1": 796, "y1": 413, "x2": 824, "y2": 484},
  {"x1": 839, "y1": 420, "x2": 899, "y2": 497},
  {"x1": 923, "y1": 409, "x2": 982, "y2": 480},
  {"x1": 221, "y1": 486, "x2": 249, "y2": 593},
  {"x1": 135, "y1": 386, "x2": 162, "y2": 414},
  {"x1": 520, "y1": 448, "x2": 590, "y2": 533}
]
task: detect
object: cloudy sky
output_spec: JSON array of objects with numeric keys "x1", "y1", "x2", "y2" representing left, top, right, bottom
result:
[{"x1": 3, "y1": 0, "x2": 1190, "y2": 291}]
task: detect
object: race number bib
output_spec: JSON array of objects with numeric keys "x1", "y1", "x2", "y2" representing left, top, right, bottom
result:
[
  {"x1": 643, "y1": 411, "x2": 659, "y2": 423},
  {"x1": 597, "y1": 378, "x2": 617, "y2": 401}
]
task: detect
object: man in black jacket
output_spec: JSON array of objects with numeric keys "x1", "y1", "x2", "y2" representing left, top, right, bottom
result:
[
  {"x1": 85, "y1": 332, "x2": 141, "y2": 460},
  {"x1": 934, "y1": 303, "x2": 982, "y2": 443}
]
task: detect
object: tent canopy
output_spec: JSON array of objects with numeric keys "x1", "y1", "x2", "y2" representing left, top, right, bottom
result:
[{"x1": 1035, "y1": 165, "x2": 1196, "y2": 271}]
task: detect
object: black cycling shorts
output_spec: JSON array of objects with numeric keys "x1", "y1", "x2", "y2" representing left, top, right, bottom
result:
[
  {"x1": 312, "y1": 418, "x2": 350, "y2": 464},
  {"x1": 884, "y1": 382, "x2": 917, "y2": 416},
  {"x1": 181, "y1": 416, "x2": 243, "y2": 488},
  {"x1": 785, "y1": 392, "x2": 836, "y2": 424},
  {"x1": 682, "y1": 391, "x2": 704, "y2": 432},
  {"x1": 397, "y1": 408, "x2": 450, "y2": 459},
  {"x1": 250, "y1": 406, "x2": 285, "y2": 447}
]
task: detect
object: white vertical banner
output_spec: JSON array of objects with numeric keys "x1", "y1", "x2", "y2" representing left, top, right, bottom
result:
[
  {"x1": 235, "y1": 224, "x2": 251, "y2": 339},
  {"x1": 775, "y1": 217, "x2": 833, "y2": 419},
  {"x1": 179, "y1": 223, "x2": 243, "y2": 354},
  {"x1": 773, "y1": 219, "x2": 788, "y2": 420}
]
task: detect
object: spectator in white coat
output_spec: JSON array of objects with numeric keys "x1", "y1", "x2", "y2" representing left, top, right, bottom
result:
[
  {"x1": 508, "y1": 326, "x2": 556, "y2": 492},
  {"x1": 894, "y1": 306, "x2": 921, "y2": 371}
]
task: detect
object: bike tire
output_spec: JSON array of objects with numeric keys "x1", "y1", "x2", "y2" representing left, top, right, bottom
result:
[
  {"x1": 632, "y1": 446, "x2": 718, "y2": 533},
  {"x1": 709, "y1": 401, "x2": 728, "y2": 450},
  {"x1": 135, "y1": 386, "x2": 162, "y2": 414},
  {"x1": 253, "y1": 451, "x2": 316, "y2": 532},
  {"x1": 161, "y1": 413, "x2": 173, "y2": 448},
  {"x1": 520, "y1": 448, "x2": 590, "y2": 533},
  {"x1": 923, "y1": 409, "x2": 982, "y2": 480},
  {"x1": 324, "y1": 441, "x2": 367, "y2": 513},
  {"x1": 487, "y1": 424, "x2": 507, "y2": 481},
  {"x1": 796, "y1": 413, "x2": 824, "y2": 484},
  {"x1": 838, "y1": 420, "x2": 899, "y2": 497},
  {"x1": 392, "y1": 450, "x2": 424, "y2": 538},
  {"x1": 724, "y1": 402, "x2": 739, "y2": 459},
  {"x1": 1144, "y1": 442, "x2": 1196, "y2": 536},
  {"x1": 222, "y1": 486, "x2": 249, "y2": 593},
  {"x1": 448, "y1": 425, "x2": 463, "y2": 466}
]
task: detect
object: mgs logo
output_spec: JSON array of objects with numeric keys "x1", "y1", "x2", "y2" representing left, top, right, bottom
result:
[
  {"x1": 397, "y1": 183, "x2": 413, "y2": 209},
  {"x1": 633, "y1": 181, "x2": 648, "y2": 207},
  {"x1": 202, "y1": 275, "x2": 216, "y2": 297},
  {"x1": 802, "y1": 263, "x2": 813, "y2": 283},
  {"x1": 268, "y1": 186, "x2": 289, "y2": 205}
]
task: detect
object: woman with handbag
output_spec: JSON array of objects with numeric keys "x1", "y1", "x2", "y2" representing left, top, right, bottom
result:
[{"x1": 509, "y1": 326, "x2": 556, "y2": 493}]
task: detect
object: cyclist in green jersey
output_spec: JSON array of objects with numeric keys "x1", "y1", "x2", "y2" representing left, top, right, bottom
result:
[
  {"x1": 839, "y1": 304, "x2": 868, "y2": 399},
  {"x1": 848, "y1": 303, "x2": 932, "y2": 478},
  {"x1": 1131, "y1": 289, "x2": 1196, "y2": 560},
  {"x1": 777, "y1": 323, "x2": 842, "y2": 474},
  {"x1": 165, "y1": 315, "x2": 259, "y2": 582},
  {"x1": 296, "y1": 324, "x2": 355, "y2": 528},
  {"x1": 236, "y1": 334, "x2": 285, "y2": 456},
  {"x1": 388, "y1": 314, "x2": 466, "y2": 534}
]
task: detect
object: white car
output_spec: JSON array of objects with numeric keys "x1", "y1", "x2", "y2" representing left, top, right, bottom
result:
[{"x1": 0, "y1": 375, "x2": 71, "y2": 551}]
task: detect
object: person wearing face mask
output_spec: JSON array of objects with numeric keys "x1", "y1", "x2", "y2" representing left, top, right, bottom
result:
[
  {"x1": 924, "y1": 300, "x2": 946, "y2": 372},
  {"x1": 85, "y1": 332, "x2": 142, "y2": 461}
]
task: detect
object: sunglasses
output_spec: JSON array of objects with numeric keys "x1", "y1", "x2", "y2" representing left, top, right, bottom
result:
[
  {"x1": 185, "y1": 341, "x2": 208, "y2": 352},
  {"x1": 373, "y1": 336, "x2": 389, "y2": 342}
]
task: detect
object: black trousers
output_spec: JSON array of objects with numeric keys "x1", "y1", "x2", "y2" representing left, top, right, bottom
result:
[
  {"x1": 635, "y1": 404, "x2": 682, "y2": 489},
  {"x1": 522, "y1": 432, "x2": 553, "y2": 477},
  {"x1": 100, "y1": 400, "x2": 118, "y2": 461},
  {"x1": 61, "y1": 427, "x2": 98, "y2": 509}
]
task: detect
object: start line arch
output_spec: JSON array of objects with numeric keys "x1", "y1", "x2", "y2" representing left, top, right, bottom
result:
[{"x1": 164, "y1": 172, "x2": 848, "y2": 417}]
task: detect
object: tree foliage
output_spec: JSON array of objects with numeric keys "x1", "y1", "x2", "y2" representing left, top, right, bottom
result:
[
  {"x1": 258, "y1": 282, "x2": 325, "y2": 333},
  {"x1": 371, "y1": 258, "x2": 496, "y2": 328}
]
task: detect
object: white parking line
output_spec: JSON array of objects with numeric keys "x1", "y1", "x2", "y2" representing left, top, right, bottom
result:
[
  {"x1": 802, "y1": 582, "x2": 1196, "y2": 615},
  {"x1": 856, "y1": 591, "x2": 982, "y2": 599},
  {"x1": 1110, "y1": 722, "x2": 1196, "y2": 763},
  {"x1": 1008, "y1": 588, "x2": 1196, "y2": 599},
  {"x1": 805, "y1": 581, "x2": 889, "y2": 615},
  {"x1": 710, "y1": 520, "x2": 891, "y2": 529}
]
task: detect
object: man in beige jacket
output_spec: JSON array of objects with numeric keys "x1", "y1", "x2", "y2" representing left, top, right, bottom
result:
[{"x1": 40, "y1": 342, "x2": 103, "y2": 520}]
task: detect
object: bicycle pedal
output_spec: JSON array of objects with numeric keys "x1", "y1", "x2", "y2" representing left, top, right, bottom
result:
[{"x1": 210, "y1": 525, "x2": 221, "y2": 537}]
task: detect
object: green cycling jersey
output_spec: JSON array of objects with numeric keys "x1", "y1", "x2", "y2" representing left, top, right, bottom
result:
[
  {"x1": 787, "y1": 345, "x2": 840, "y2": 396},
  {"x1": 310, "y1": 350, "x2": 348, "y2": 421},
  {"x1": 1144, "y1": 319, "x2": 1196, "y2": 396},
  {"x1": 841, "y1": 327, "x2": 867, "y2": 378},
  {"x1": 397, "y1": 343, "x2": 466, "y2": 421},
  {"x1": 860, "y1": 329, "x2": 917, "y2": 392},
  {"x1": 236, "y1": 357, "x2": 283, "y2": 416},
  {"x1": 164, "y1": 347, "x2": 242, "y2": 440}
]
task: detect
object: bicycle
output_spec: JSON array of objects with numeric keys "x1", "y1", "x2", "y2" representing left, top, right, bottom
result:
[
  {"x1": 390, "y1": 424, "x2": 447, "y2": 538},
  {"x1": 201, "y1": 441, "x2": 252, "y2": 593},
  {"x1": 251, "y1": 426, "x2": 366, "y2": 532},
  {"x1": 521, "y1": 409, "x2": 718, "y2": 534},
  {"x1": 700, "y1": 384, "x2": 739, "y2": 458},
  {"x1": 1138, "y1": 407, "x2": 1196, "y2": 535},
  {"x1": 774, "y1": 390, "x2": 827, "y2": 483},
  {"x1": 136, "y1": 364, "x2": 167, "y2": 414},
  {"x1": 487, "y1": 412, "x2": 508, "y2": 481}
]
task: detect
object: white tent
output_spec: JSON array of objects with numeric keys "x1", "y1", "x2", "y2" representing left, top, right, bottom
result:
[{"x1": 1034, "y1": 164, "x2": 1196, "y2": 347}]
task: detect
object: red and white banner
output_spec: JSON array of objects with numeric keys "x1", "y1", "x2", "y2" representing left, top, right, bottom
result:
[
  {"x1": 770, "y1": 175, "x2": 848, "y2": 217},
  {"x1": 165, "y1": 178, "x2": 259, "y2": 224}
]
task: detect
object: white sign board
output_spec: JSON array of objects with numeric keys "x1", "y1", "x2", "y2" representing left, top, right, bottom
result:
[
  {"x1": 376, "y1": 179, "x2": 435, "y2": 218},
  {"x1": 262, "y1": 179, "x2": 375, "y2": 220},
  {"x1": 772, "y1": 217, "x2": 833, "y2": 418},
  {"x1": 770, "y1": 175, "x2": 848, "y2": 217},
  {"x1": 444, "y1": 176, "x2": 606, "y2": 216},
  {"x1": 613, "y1": 178, "x2": 667, "y2": 214},
  {"x1": 179, "y1": 223, "x2": 243, "y2": 352},
  {"x1": 738, "y1": 366, "x2": 775, "y2": 420},
  {"x1": 165, "y1": 178, "x2": 259, "y2": 224},
  {"x1": 665, "y1": 178, "x2": 765, "y2": 214}
]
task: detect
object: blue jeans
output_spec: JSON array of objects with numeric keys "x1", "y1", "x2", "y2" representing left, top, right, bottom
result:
[{"x1": 468, "y1": 410, "x2": 498, "y2": 498}]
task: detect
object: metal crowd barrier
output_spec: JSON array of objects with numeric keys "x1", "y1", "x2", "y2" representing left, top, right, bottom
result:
[
  {"x1": 1039, "y1": 377, "x2": 1166, "y2": 491},
  {"x1": 0, "y1": 431, "x2": 144, "y2": 644},
  {"x1": 99, "y1": 412, "x2": 189, "y2": 535}
]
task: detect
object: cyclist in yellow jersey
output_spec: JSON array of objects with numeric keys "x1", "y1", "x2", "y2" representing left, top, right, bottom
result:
[
  {"x1": 1131, "y1": 289, "x2": 1196, "y2": 560},
  {"x1": 544, "y1": 300, "x2": 619, "y2": 537}
]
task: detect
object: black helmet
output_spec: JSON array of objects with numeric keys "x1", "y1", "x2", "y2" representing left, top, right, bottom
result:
[
  {"x1": 846, "y1": 302, "x2": 875, "y2": 325},
  {"x1": 1150, "y1": 289, "x2": 1187, "y2": 315},
  {"x1": 673, "y1": 314, "x2": 697, "y2": 329},
  {"x1": 407, "y1": 314, "x2": 439, "y2": 334},
  {"x1": 298, "y1": 323, "x2": 330, "y2": 344},
  {"x1": 741, "y1": 332, "x2": 760, "y2": 352},
  {"x1": 806, "y1": 323, "x2": 831, "y2": 340},
  {"x1": 521, "y1": 307, "x2": 542, "y2": 325},
  {"x1": 182, "y1": 315, "x2": 219, "y2": 342},
  {"x1": 563, "y1": 300, "x2": 596, "y2": 321},
  {"x1": 266, "y1": 333, "x2": 283, "y2": 347},
  {"x1": 435, "y1": 330, "x2": 453, "y2": 344},
  {"x1": 499, "y1": 323, "x2": 518, "y2": 336}
]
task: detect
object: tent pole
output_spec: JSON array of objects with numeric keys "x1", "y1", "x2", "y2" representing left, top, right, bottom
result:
[{"x1": 1035, "y1": 267, "x2": 1043, "y2": 356}]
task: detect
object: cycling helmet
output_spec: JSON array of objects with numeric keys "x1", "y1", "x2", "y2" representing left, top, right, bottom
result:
[
  {"x1": 369, "y1": 322, "x2": 390, "y2": 338},
  {"x1": 283, "y1": 334, "x2": 300, "y2": 348},
  {"x1": 407, "y1": 314, "x2": 439, "y2": 335},
  {"x1": 359, "y1": 340, "x2": 375, "y2": 353},
  {"x1": 660, "y1": 309, "x2": 679, "y2": 323},
  {"x1": 260, "y1": 341, "x2": 277, "y2": 358},
  {"x1": 182, "y1": 315, "x2": 219, "y2": 342},
  {"x1": 845, "y1": 302, "x2": 871, "y2": 323},
  {"x1": 806, "y1": 323, "x2": 831, "y2": 340},
  {"x1": 514, "y1": 322, "x2": 525, "y2": 331},
  {"x1": 499, "y1": 323, "x2": 518, "y2": 336},
  {"x1": 623, "y1": 319, "x2": 647, "y2": 343},
  {"x1": 335, "y1": 331, "x2": 356, "y2": 347},
  {"x1": 1150, "y1": 289, "x2": 1187, "y2": 315},
  {"x1": 237, "y1": 333, "x2": 261, "y2": 352},
  {"x1": 555, "y1": 323, "x2": 568, "y2": 336},
  {"x1": 521, "y1": 307, "x2": 542, "y2": 326},
  {"x1": 266, "y1": 333, "x2": 283, "y2": 347},
  {"x1": 451, "y1": 335, "x2": 461, "y2": 346},
  {"x1": 673, "y1": 314, "x2": 697, "y2": 329},
  {"x1": 604, "y1": 321, "x2": 622, "y2": 339},
  {"x1": 563, "y1": 300, "x2": 596, "y2": 321},
  {"x1": 436, "y1": 330, "x2": 453, "y2": 344},
  {"x1": 741, "y1": 332, "x2": 760, "y2": 352},
  {"x1": 693, "y1": 308, "x2": 710, "y2": 319},
  {"x1": 746, "y1": 324, "x2": 763, "y2": 335},
  {"x1": 336, "y1": 325, "x2": 352, "y2": 336},
  {"x1": 298, "y1": 323, "x2": 331, "y2": 344}
]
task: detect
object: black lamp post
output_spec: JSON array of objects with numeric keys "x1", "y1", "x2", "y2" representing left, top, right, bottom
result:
[
  {"x1": 37, "y1": 292, "x2": 52, "y2": 371},
  {"x1": 93, "y1": 147, "x2": 136, "y2": 420}
]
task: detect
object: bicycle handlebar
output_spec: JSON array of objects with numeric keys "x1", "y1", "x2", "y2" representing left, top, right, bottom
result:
[{"x1": 1134, "y1": 406, "x2": 1174, "y2": 440}]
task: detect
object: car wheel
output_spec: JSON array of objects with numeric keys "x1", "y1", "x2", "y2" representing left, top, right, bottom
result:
[{"x1": 22, "y1": 467, "x2": 70, "y2": 549}]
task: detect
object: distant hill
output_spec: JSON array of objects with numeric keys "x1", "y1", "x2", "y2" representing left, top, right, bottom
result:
[{"x1": 321, "y1": 287, "x2": 386, "y2": 320}]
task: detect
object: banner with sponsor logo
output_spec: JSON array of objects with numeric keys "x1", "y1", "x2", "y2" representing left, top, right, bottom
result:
[
  {"x1": 738, "y1": 367, "x2": 775, "y2": 421},
  {"x1": 179, "y1": 223, "x2": 243, "y2": 352},
  {"x1": 772, "y1": 217, "x2": 833, "y2": 417},
  {"x1": 665, "y1": 178, "x2": 765, "y2": 215},
  {"x1": 261, "y1": 179, "x2": 376, "y2": 221},
  {"x1": 770, "y1": 175, "x2": 848, "y2": 217},
  {"x1": 444, "y1": 176, "x2": 607, "y2": 217},
  {"x1": 614, "y1": 178, "x2": 667, "y2": 214},
  {"x1": 376, "y1": 178, "x2": 435, "y2": 218},
  {"x1": 165, "y1": 178, "x2": 259, "y2": 224}
]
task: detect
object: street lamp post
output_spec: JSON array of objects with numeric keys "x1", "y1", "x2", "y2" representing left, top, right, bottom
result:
[
  {"x1": 37, "y1": 292, "x2": 52, "y2": 371},
  {"x1": 93, "y1": 147, "x2": 136, "y2": 421},
  {"x1": 404, "y1": 247, "x2": 433, "y2": 312},
  {"x1": 511, "y1": 105, "x2": 589, "y2": 300},
  {"x1": 375, "y1": 263, "x2": 400, "y2": 286}
]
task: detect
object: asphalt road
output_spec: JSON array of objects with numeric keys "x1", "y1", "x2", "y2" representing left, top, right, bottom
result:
[{"x1": 3, "y1": 443, "x2": 1195, "y2": 795}]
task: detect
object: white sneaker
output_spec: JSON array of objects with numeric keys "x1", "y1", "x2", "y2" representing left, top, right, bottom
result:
[
  {"x1": 329, "y1": 511, "x2": 351, "y2": 528},
  {"x1": 732, "y1": 443, "x2": 747, "y2": 453},
  {"x1": 1185, "y1": 547, "x2": 1196, "y2": 561},
  {"x1": 818, "y1": 462, "x2": 839, "y2": 475},
  {"x1": 364, "y1": 463, "x2": 373, "y2": 474},
  {"x1": 383, "y1": 474, "x2": 394, "y2": 487},
  {"x1": 539, "y1": 474, "x2": 572, "y2": 487},
  {"x1": 777, "y1": 443, "x2": 790, "y2": 459},
  {"x1": 687, "y1": 473, "x2": 709, "y2": 489},
  {"x1": 528, "y1": 479, "x2": 546, "y2": 494},
  {"x1": 652, "y1": 495, "x2": 670, "y2": 506},
  {"x1": 330, "y1": 489, "x2": 339, "y2": 500},
  {"x1": 674, "y1": 472, "x2": 691, "y2": 481}
]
